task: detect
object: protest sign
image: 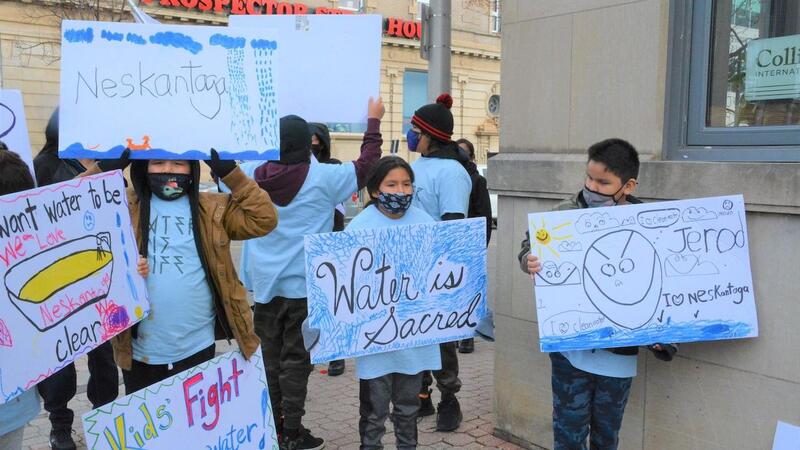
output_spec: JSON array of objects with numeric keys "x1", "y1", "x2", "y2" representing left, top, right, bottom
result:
[
  {"x1": 59, "y1": 20, "x2": 280, "y2": 160},
  {"x1": 82, "y1": 348, "x2": 278, "y2": 450},
  {"x1": 0, "y1": 89, "x2": 35, "y2": 181},
  {"x1": 0, "y1": 171, "x2": 149, "y2": 404},
  {"x1": 304, "y1": 218, "x2": 488, "y2": 364},
  {"x1": 528, "y1": 195, "x2": 757, "y2": 352},
  {"x1": 229, "y1": 15, "x2": 382, "y2": 124}
]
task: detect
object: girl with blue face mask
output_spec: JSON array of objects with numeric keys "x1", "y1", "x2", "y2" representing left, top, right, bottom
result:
[{"x1": 346, "y1": 156, "x2": 442, "y2": 450}]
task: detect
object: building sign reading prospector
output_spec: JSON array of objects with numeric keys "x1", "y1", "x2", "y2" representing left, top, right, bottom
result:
[{"x1": 745, "y1": 34, "x2": 800, "y2": 101}]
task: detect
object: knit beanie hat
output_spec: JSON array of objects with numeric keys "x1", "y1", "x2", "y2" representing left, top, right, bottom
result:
[
  {"x1": 278, "y1": 115, "x2": 311, "y2": 164},
  {"x1": 411, "y1": 94, "x2": 454, "y2": 143}
]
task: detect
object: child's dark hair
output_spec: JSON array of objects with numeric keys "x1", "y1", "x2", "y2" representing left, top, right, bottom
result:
[
  {"x1": 365, "y1": 156, "x2": 414, "y2": 207},
  {"x1": 456, "y1": 138, "x2": 475, "y2": 161},
  {"x1": 587, "y1": 138, "x2": 640, "y2": 183},
  {"x1": 0, "y1": 146, "x2": 35, "y2": 195}
]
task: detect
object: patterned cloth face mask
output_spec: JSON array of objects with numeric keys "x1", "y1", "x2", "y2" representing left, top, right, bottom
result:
[
  {"x1": 377, "y1": 191, "x2": 413, "y2": 215},
  {"x1": 147, "y1": 173, "x2": 192, "y2": 201}
]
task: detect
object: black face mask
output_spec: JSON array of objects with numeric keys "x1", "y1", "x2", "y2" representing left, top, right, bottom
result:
[{"x1": 147, "y1": 173, "x2": 192, "y2": 201}]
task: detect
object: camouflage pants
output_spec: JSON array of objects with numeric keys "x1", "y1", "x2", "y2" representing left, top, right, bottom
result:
[{"x1": 549, "y1": 352, "x2": 632, "y2": 450}]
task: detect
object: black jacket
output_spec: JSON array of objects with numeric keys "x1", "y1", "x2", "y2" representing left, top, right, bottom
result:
[{"x1": 465, "y1": 161, "x2": 492, "y2": 245}]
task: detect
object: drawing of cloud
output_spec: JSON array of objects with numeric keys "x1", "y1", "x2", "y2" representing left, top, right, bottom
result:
[
  {"x1": 558, "y1": 241, "x2": 583, "y2": 252},
  {"x1": 536, "y1": 261, "x2": 581, "y2": 286},
  {"x1": 682, "y1": 207, "x2": 717, "y2": 222},
  {"x1": 575, "y1": 212, "x2": 620, "y2": 233},
  {"x1": 665, "y1": 254, "x2": 719, "y2": 277}
]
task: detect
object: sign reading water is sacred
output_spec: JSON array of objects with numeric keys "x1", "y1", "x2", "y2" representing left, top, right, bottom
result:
[
  {"x1": 528, "y1": 195, "x2": 758, "y2": 352},
  {"x1": 0, "y1": 171, "x2": 149, "y2": 404},
  {"x1": 59, "y1": 20, "x2": 279, "y2": 160},
  {"x1": 304, "y1": 218, "x2": 488, "y2": 364},
  {"x1": 82, "y1": 349, "x2": 278, "y2": 450}
]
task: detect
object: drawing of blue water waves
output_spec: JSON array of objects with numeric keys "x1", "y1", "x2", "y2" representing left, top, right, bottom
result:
[
  {"x1": 252, "y1": 40, "x2": 279, "y2": 150},
  {"x1": 540, "y1": 320, "x2": 753, "y2": 352},
  {"x1": 305, "y1": 220, "x2": 488, "y2": 362},
  {"x1": 60, "y1": 143, "x2": 279, "y2": 161}
]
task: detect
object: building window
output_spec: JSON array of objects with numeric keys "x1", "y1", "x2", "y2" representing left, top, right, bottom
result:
[
  {"x1": 491, "y1": 0, "x2": 501, "y2": 34},
  {"x1": 337, "y1": 0, "x2": 363, "y2": 12},
  {"x1": 488, "y1": 94, "x2": 500, "y2": 117},
  {"x1": 403, "y1": 70, "x2": 428, "y2": 134},
  {"x1": 665, "y1": 0, "x2": 800, "y2": 161}
]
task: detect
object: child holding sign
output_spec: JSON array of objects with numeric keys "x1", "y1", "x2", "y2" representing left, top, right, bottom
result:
[
  {"x1": 518, "y1": 138, "x2": 677, "y2": 450},
  {"x1": 347, "y1": 156, "x2": 442, "y2": 450}
]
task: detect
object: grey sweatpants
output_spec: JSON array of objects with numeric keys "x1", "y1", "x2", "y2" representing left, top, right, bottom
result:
[{"x1": 359, "y1": 372, "x2": 423, "y2": 450}]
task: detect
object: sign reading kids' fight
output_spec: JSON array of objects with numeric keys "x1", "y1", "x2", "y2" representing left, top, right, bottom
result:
[
  {"x1": 58, "y1": 20, "x2": 280, "y2": 160},
  {"x1": 0, "y1": 171, "x2": 149, "y2": 404},
  {"x1": 82, "y1": 349, "x2": 278, "y2": 450},
  {"x1": 528, "y1": 195, "x2": 758, "y2": 352},
  {"x1": 304, "y1": 218, "x2": 488, "y2": 364}
]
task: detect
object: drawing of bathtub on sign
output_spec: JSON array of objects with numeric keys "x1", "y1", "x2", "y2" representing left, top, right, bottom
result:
[{"x1": 4, "y1": 233, "x2": 114, "y2": 332}]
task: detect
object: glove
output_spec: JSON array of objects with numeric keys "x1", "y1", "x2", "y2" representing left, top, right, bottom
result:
[
  {"x1": 97, "y1": 148, "x2": 131, "y2": 172},
  {"x1": 204, "y1": 148, "x2": 237, "y2": 179},
  {"x1": 648, "y1": 343, "x2": 678, "y2": 361}
]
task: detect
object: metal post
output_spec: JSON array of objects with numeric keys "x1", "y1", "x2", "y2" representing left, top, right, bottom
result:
[{"x1": 423, "y1": 0, "x2": 451, "y2": 100}]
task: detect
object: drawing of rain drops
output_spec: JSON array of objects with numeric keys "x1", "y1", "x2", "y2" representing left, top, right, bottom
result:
[
  {"x1": 252, "y1": 39, "x2": 279, "y2": 150},
  {"x1": 210, "y1": 34, "x2": 256, "y2": 147}
]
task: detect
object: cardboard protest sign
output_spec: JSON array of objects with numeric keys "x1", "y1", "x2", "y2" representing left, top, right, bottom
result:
[
  {"x1": 82, "y1": 349, "x2": 278, "y2": 450},
  {"x1": 59, "y1": 20, "x2": 280, "y2": 160},
  {"x1": 304, "y1": 218, "x2": 488, "y2": 364},
  {"x1": 528, "y1": 195, "x2": 757, "y2": 352},
  {"x1": 0, "y1": 89, "x2": 35, "y2": 181},
  {"x1": 0, "y1": 171, "x2": 149, "y2": 404},
  {"x1": 229, "y1": 15, "x2": 382, "y2": 124}
]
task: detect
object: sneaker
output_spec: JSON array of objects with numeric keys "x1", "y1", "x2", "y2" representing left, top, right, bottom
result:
[
  {"x1": 327, "y1": 359, "x2": 345, "y2": 376},
  {"x1": 418, "y1": 388, "x2": 435, "y2": 417},
  {"x1": 49, "y1": 428, "x2": 77, "y2": 450},
  {"x1": 435, "y1": 394, "x2": 463, "y2": 432},
  {"x1": 280, "y1": 427, "x2": 325, "y2": 450},
  {"x1": 458, "y1": 338, "x2": 475, "y2": 353}
]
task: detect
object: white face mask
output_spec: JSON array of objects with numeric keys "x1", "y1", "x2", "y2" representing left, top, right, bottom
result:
[{"x1": 582, "y1": 184, "x2": 624, "y2": 208}]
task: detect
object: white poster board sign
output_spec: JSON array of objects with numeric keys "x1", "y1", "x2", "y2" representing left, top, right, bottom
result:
[
  {"x1": 82, "y1": 349, "x2": 278, "y2": 450},
  {"x1": 59, "y1": 20, "x2": 279, "y2": 160},
  {"x1": 528, "y1": 195, "x2": 757, "y2": 352},
  {"x1": 0, "y1": 171, "x2": 149, "y2": 404},
  {"x1": 746, "y1": 35, "x2": 800, "y2": 101},
  {"x1": 229, "y1": 15, "x2": 382, "y2": 124},
  {"x1": 304, "y1": 218, "x2": 488, "y2": 364},
  {"x1": 0, "y1": 89, "x2": 35, "y2": 181}
]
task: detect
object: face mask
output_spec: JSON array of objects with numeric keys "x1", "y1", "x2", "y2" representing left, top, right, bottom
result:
[
  {"x1": 406, "y1": 128, "x2": 420, "y2": 152},
  {"x1": 582, "y1": 184, "x2": 625, "y2": 208},
  {"x1": 311, "y1": 144, "x2": 323, "y2": 158},
  {"x1": 377, "y1": 191, "x2": 413, "y2": 215},
  {"x1": 147, "y1": 173, "x2": 192, "y2": 201}
]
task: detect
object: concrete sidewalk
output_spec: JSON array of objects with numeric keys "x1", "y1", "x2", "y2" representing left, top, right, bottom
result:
[{"x1": 21, "y1": 339, "x2": 523, "y2": 450}]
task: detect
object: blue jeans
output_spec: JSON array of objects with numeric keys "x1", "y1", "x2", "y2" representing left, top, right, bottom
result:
[{"x1": 549, "y1": 352, "x2": 632, "y2": 450}]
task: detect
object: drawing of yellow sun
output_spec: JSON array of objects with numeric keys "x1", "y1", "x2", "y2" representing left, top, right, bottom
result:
[{"x1": 530, "y1": 217, "x2": 573, "y2": 259}]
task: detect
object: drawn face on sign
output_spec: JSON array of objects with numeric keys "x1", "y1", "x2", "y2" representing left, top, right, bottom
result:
[{"x1": 582, "y1": 230, "x2": 662, "y2": 329}]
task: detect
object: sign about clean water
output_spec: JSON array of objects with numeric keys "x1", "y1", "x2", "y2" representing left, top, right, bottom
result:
[
  {"x1": 82, "y1": 349, "x2": 278, "y2": 450},
  {"x1": 229, "y1": 15, "x2": 381, "y2": 124},
  {"x1": 59, "y1": 20, "x2": 279, "y2": 160},
  {"x1": 528, "y1": 195, "x2": 757, "y2": 352},
  {"x1": 0, "y1": 171, "x2": 149, "y2": 404},
  {"x1": 0, "y1": 89, "x2": 35, "y2": 181},
  {"x1": 746, "y1": 35, "x2": 800, "y2": 101},
  {"x1": 304, "y1": 218, "x2": 488, "y2": 364}
]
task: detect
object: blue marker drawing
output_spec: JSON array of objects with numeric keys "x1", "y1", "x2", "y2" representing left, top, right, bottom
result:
[
  {"x1": 223, "y1": 43, "x2": 256, "y2": 146},
  {"x1": 126, "y1": 32, "x2": 146, "y2": 45},
  {"x1": 64, "y1": 27, "x2": 94, "y2": 43},
  {"x1": 252, "y1": 39, "x2": 279, "y2": 149},
  {"x1": 100, "y1": 30, "x2": 123, "y2": 42},
  {"x1": 210, "y1": 33, "x2": 246, "y2": 49},
  {"x1": 148, "y1": 31, "x2": 203, "y2": 55}
]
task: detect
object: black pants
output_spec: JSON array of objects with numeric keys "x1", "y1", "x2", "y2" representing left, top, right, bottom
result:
[
  {"x1": 254, "y1": 298, "x2": 313, "y2": 431},
  {"x1": 421, "y1": 341, "x2": 461, "y2": 395},
  {"x1": 359, "y1": 372, "x2": 422, "y2": 450},
  {"x1": 37, "y1": 340, "x2": 118, "y2": 430},
  {"x1": 121, "y1": 344, "x2": 216, "y2": 395}
]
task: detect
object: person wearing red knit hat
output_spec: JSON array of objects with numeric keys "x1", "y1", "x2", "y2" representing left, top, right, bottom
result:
[{"x1": 407, "y1": 94, "x2": 472, "y2": 431}]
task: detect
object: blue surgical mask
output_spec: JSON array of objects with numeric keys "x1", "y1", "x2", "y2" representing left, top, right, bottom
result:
[
  {"x1": 406, "y1": 128, "x2": 420, "y2": 152},
  {"x1": 377, "y1": 191, "x2": 413, "y2": 215},
  {"x1": 582, "y1": 184, "x2": 624, "y2": 208}
]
